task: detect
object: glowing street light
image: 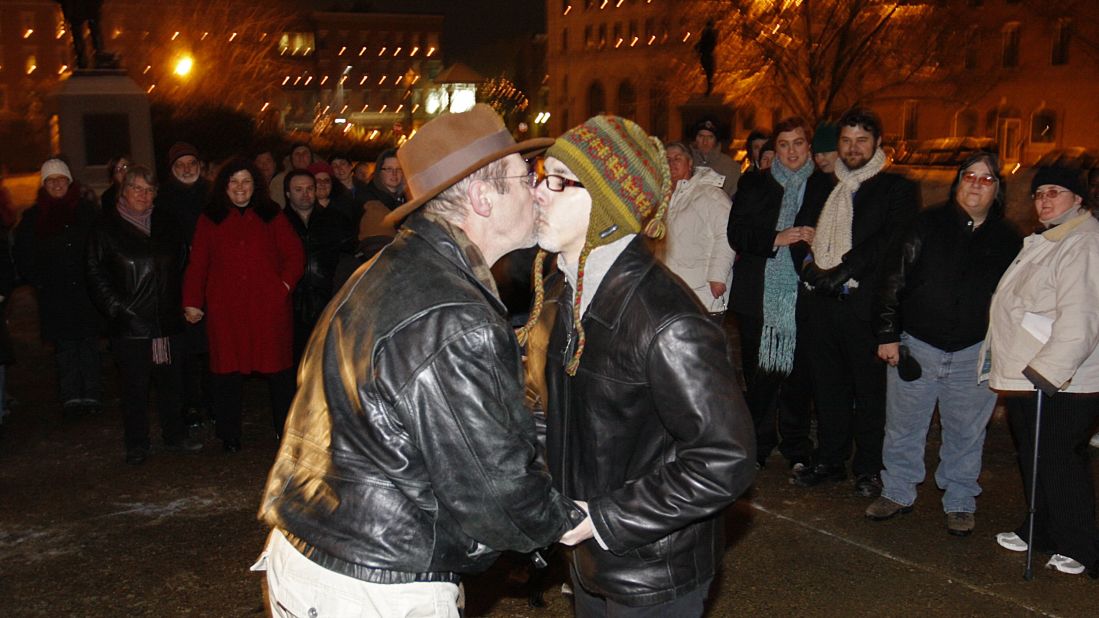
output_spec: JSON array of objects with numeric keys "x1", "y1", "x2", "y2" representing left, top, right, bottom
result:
[{"x1": 174, "y1": 55, "x2": 194, "y2": 77}]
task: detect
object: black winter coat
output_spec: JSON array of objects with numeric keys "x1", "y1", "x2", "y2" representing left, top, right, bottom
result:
[
  {"x1": 156, "y1": 177, "x2": 210, "y2": 244},
  {"x1": 0, "y1": 228, "x2": 16, "y2": 364},
  {"x1": 259, "y1": 213, "x2": 583, "y2": 583},
  {"x1": 727, "y1": 168, "x2": 835, "y2": 317},
  {"x1": 85, "y1": 208, "x2": 187, "y2": 339},
  {"x1": 792, "y1": 170, "x2": 921, "y2": 321},
  {"x1": 544, "y1": 237, "x2": 756, "y2": 607},
  {"x1": 284, "y1": 207, "x2": 353, "y2": 332},
  {"x1": 875, "y1": 202, "x2": 1021, "y2": 351},
  {"x1": 13, "y1": 195, "x2": 103, "y2": 341}
]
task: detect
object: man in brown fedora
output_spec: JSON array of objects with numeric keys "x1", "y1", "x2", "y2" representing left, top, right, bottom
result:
[{"x1": 255, "y1": 104, "x2": 589, "y2": 617}]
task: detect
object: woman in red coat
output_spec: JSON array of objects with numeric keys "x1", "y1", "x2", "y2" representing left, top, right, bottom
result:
[{"x1": 183, "y1": 158, "x2": 303, "y2": 452}]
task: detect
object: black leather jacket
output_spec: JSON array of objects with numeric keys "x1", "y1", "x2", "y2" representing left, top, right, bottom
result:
[
  {"x1": 259, "y1": 213, "x2": 583, "y2": 584},
  {"x1": 544, "y1": 237, "x2": 756, "y2": 607},
  {"x1": 284, "y1": 206, "x2": 353, "y2": 331},
  {"x1": 875, "y1": 202, "x2": 1021, "y2": 351},
  {"x1": 85, "y1": 208, "x2": 187, "y2": 339}
]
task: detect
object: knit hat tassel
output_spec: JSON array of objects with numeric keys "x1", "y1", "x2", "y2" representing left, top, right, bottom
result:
[
  {"x1": 564, "y1": 245, "x2": 592, "y2": 376},
  {"x1": 516, "y1": 249, "x2": 548, "y2": 346}
]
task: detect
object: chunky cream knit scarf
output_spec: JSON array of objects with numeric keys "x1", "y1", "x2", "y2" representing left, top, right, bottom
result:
[{"x1": 811, "y1": 148, "x2": 887, "y2": 285}]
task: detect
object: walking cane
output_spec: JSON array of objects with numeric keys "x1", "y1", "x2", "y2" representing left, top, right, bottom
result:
[{"x1": 1023, "y1": 390, "x2": 1043, "y2": 581}]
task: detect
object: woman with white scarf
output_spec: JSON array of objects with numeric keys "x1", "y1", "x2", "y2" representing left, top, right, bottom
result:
[{"x1": 986, "y1": 167, "x2": 1099, "y2": 578}]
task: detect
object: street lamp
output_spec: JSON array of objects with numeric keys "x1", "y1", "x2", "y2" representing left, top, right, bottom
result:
[{"x1": 174, "y1": 55, "x2": 194, "y2": 78}]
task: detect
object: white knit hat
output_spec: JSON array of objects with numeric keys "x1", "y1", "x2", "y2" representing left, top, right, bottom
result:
[{"x1": 40, "y1": 159, "x2": 73, "y2": 185}]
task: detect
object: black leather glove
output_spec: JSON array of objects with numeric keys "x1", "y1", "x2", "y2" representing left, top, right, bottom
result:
[{"x1": 802, "y1": 262, "x2": 851, "y2": 297}]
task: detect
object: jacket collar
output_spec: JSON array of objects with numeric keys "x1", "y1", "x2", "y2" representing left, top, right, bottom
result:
[
  {"x1": 1041, "y1": 210, "x2": 1094, "y2": 242},
  {"x1": 403, "y1": 212, "x2": 506, "y2": 315},
  {"x1": 567, "y1": 235, "x2": 655, "y2": 329}
]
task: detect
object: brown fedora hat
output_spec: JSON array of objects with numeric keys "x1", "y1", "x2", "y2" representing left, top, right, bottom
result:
[{"x1": 383, "y1": 104, "x2": 554, "y2": 226}]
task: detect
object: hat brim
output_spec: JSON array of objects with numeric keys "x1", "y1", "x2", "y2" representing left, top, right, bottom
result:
[{"x1": 383, "y1": 136, "x2": 554, "y2": 227}]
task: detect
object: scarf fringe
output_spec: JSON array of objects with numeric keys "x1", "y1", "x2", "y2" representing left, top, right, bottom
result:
[{"x1": 758, "y1": 324, "x2": 795, "y2": 375}]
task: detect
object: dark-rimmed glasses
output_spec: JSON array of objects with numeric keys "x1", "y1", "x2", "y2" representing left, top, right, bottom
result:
[
  {"x1": 960, "y1": 171, "x2": 997, "y2": 187},
  {"x1": 537, "y1": 173, "x2": 586, "y2": 192}
]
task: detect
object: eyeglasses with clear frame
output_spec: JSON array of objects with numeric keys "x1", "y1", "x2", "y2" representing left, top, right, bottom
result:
[
  {"x1": 485, "y1": 171, "x2": 538, "y2": 188},
  {"x1": 960, "y1": 171, "x2": 997, "y2": 187},
  {"x1": 1032, "y1": 187, "x2": 1071, "y2": 202}
]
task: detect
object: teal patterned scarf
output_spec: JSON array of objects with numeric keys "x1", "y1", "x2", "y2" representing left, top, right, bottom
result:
[{"x1": 760, "y1": 158, "x2": 814, "y2": 374}]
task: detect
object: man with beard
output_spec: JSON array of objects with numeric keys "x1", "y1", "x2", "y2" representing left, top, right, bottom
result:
[
  {"x1": 257, "y1": 105, "x2": 588, "y2": 617},
  {"x1": 157, "y1": 142, "x2": 211, "y2": 426},
  {"x1": 791, "y1": 107, "x2": 919, "y2": 497},
  {"x1": 521, "y1": 115, "x2": 754, "y2": 616}
]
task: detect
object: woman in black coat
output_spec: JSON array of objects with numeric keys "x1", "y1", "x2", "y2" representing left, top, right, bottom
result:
[
  {"x1": 13, "y1": 158, "x2": 103, "y2": 417},
  {"x1": 86, "y1": 165, "x2": 200, "y2": 464}
]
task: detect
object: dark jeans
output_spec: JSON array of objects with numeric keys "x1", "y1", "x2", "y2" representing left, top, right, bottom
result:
[
  {"x1": 180, "y1": 321, "x2": 210, "y2": 413},
  {"x1": 54, "y1": 337, "x2": 103, "y2": 406},
  {"x1": 111, "y1": 336, "x2": 185, "y2": 450},
  {"x1": 735, "y1": 311, "x2": 813, "y2": 466},
  {"x1": 802, "y1": 294, "x2": 886, "y2": 477},
  {"x1": 210, "y1": 369, "x2": 296, "y2": 442},
  {"x1": 1006, "y1": 392, "x2": 1099, "y2": 570},
  {"x1": 570, "y1": 570, "x2": 711, "y2": 618}
]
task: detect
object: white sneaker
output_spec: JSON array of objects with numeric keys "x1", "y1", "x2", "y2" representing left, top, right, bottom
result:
[
  {"x1": 995, "y1": 531, "x2": 1028, "y2": 552},
  {"x1": 1090, "y1": 431, "x2": 1099, "y2": 449},
  {"x1": 1045, "y1": 554, "x2": 1086, "y2": 575}
]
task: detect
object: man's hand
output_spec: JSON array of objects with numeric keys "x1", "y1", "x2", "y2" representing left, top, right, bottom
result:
[
  {"x1": 560, "y1": 500, "x2": 594, "y2": 546},
  {"x1": 183, "y1": 306, "x2": 204, "y2": 324},
  {"x1": 877, "y1": 342, "x2": 900, "y2": 366},
  {"x1": 708, "y1": 281, "x2": 727, "y2": 299}
]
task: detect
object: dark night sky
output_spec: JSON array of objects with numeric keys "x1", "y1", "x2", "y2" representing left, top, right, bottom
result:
[{"x1": 305, "y1": 1, "x2": 546, "y2": 76}]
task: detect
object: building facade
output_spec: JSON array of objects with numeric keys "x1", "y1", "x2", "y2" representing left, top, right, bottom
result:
[{"x1": 544, "y1": 0, "x2": 1099, "y2": 163}]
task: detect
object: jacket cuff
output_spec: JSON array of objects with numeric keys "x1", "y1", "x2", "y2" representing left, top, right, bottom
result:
[{"x1": 1022, "y1": 365, "x2": 1060, "y2": 397}]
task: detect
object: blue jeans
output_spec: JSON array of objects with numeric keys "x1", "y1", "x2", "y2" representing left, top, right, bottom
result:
[{"x1": 880, "y1": 334, "x2": 996, "y2": 513}]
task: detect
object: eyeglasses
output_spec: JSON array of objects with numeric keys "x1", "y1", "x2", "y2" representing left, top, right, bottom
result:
[
  {"x1": 537, "y1": 173, "x2": 586, "y2": 192},
  {"x1": 960, "y1": 171, "x2": 997, "y2": 187},
  {"x1": 486, "y1": 171, "x2": 538, "y2": 188},
  {"x1": 126, "y1": 184, "x2": 156, "y2": 196},
  {"x1": 1032, "y1": 187, "x2": 1071, "y2": 201},
  {"x1": 114, "y1": 163, "x2": 130, "y2": 173}
]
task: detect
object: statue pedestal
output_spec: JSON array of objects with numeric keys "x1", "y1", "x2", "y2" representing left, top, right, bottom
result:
[
  {"x1": 47, "y1": 71, "x2": 155, "y2": 193},
  {"x1": 678, "y1": 94, "x2": 734, "y2": 143}
]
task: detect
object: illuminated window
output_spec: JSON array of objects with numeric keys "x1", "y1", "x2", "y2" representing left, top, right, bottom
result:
[
  {"x1": 598, "y1": 23, "x2": 606, "y2": 49},
  {"x1": 1031, "y1": 108, "x2": 1056, "y2": 143},
  {"x1": 584, "y1": 25, "x2": 593, "y2": 49},
  {"x1": 279, "y1": 32, "x2": 316, "y2": 56},
  {"x1": 25, "y1": 53, "x2": 37, "y2": 75}
]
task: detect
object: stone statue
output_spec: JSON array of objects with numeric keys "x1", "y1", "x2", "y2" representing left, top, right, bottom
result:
[
  {"x1": 695, "y1": 20, "x2": 718, "y2": 97},
  {"x1": 55, "y1": 0, "x2": 116, "y2": 70}
]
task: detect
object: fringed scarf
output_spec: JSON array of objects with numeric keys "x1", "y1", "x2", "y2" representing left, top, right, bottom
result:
[
  {"x1": 118, "y1": 197, "x2": 170, "y2": 364},
  {"x1": 811, "y1": 148, "x2": 888, "y2": 287},
  {"x1": 759, "y1": 159, "x2": 814, "y2": 374},
  {"x1": 34, "y1": 184, "x2": 82, "y2": 237}
]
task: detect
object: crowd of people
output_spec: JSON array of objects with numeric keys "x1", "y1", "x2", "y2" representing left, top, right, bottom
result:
[
  {"x1": 1, "y1": 101, "x2": 1098, "y2": 616},
  {"x1": 2, "y1": 142, "x2": 406, "y2": 463}
]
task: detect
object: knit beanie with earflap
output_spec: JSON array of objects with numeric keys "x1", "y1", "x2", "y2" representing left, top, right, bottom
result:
[{"x1": 519, "y1": 114, "x2": 672, "y2": 375}]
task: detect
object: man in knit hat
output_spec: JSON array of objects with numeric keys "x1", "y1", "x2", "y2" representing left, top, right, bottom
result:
[
  {"x1": 790, "y1": 107, "x2": 920, "y2": 496},
  {"x1": 523, "y1": 115, "x2": 755, "y2": 615},
  {"x1": 689, "y1": 117, "x2": 740, "y2": 197},
  {"x1": 812, "y1": 122, "x2": 840, "y2": 175},
  {"x1": 256, "y1": 104, "x2": 588, "y2": 617}
]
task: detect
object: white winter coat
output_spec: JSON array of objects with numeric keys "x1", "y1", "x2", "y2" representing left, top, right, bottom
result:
[
  {"x1": 657, "y1": 167, "x2": 736, "y2": 310},
  {"x1": 982, "y1": 211, "x2": 1099, "y2": 392}
]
